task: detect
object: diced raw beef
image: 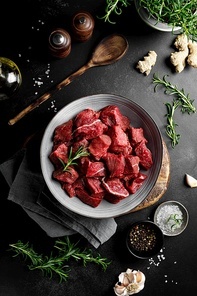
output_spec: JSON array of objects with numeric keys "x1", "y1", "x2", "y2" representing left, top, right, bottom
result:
[
  {"x1": 100, "y1": 105, "x2": 130, "y2": 131},
  {"x1": 108, "y1": 125, "x2": 132, "y2": 154},
  {"x1": 104, "y1": 153, "x2": 125, "y2": 178},
  {"x1": 88, "y1": 134, "x2": 111, "y2": 160},
  {"x1": 128, "y1": 126, "x2": 148, "y2": 147},
  {"x1": 53, "y1": 119, "x2": 73, "y2": 146},
  {"x1": 85, "y1": 177, "x2": 105, "y2": 199},
  {"x1": 73, "y1": 119, "x2": 107, "y2": 140},
  {"x1": 62, "y1": 177, "x2": 84, "y2": 197},
  {"x1": 124, "y1": 155, "x2": 140, "y2": 175},
  {"x1": 74, "y1": 108, "x2": 99, "y2": 127},
  {"x1": 86, "y1": 161, "x2": 106, "y2": 177},
  {"x1": 49, "y1": 143, "x2": 68, "y2": 168},
  {"x1": 125, "y1": 173, "x2": 147, "y2": 194},
  {"x1": 53, "y1": 167, "x2": 79, "y2": 184},
  {"x1": 134, "y1": 140, "x2": 153, "y2": 170},
  {"x1": 104, "y1": 193, "x2": 125, "y2": 204},
  {"x1": 79, "y1": 156, "x2": 91, "y2": 174},
  {"x1": 102, "y1": 178, "x2": 129, "y2": 199},
  {"x1": 75, "y1": 188, "x2": 102, "y2": 207}
]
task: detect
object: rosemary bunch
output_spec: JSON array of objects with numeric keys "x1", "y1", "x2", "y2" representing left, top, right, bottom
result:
[
  {"x1": 153, "y1": 73, "x2": 196, "y2": 147},
  {"x1": 99, "y1": 0, "x2": 131, "y2": 24},
  {"x1": 139, "y1": 0, "x2": 197, "y2": 41},
  {"x1": 9, "y1": 237, "x2": 111, "y2": 282}
]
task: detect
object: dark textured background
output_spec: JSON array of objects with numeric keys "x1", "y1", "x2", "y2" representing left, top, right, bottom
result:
[{"x1": 0, "y1": 1, "x2": 197, "y2": 295}]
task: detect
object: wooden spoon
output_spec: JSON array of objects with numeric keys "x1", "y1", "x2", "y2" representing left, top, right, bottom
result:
[{"x1": 8, "y1": 34, "x2": 128, "y2": 125}]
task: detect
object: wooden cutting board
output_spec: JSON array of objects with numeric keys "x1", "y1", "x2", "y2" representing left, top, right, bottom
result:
[{"x1": 130, "y1": 140, "x2": 170, "y2": 212}]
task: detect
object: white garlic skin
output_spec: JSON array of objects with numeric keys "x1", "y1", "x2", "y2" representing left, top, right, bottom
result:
[
  {"x1": 185, "y1": 174, "x2": 197, "y2": 188},
  {"x1": 114, "y1": 268, "x2": 145, "y2": 296}
]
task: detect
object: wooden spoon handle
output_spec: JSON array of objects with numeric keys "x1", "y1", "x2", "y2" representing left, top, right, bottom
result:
[{"x1": 8, "y1": 62, "x2": 93, "y2": 125}]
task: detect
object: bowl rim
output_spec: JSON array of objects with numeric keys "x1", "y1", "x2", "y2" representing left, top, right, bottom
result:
[
  {"x1": 153, "y1": 200, "x2": 189, "y2": 236},
  {"x1": 126, "y1": 220, "x2": 164, "y2": 259}
]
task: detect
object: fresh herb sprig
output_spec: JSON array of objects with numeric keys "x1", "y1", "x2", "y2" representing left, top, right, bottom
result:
[
  {"x1": 59, "y1": 146, "x2": 89, "y2": 172},
  {"x1": 54, "y1": 237, "x2": 111, "y2": 271},
  {"x1": 9, "y1": 237, "x2": 111, "y2": 282},
  {"x1": 153, "y1": 74, "x2": 196, "y2": 114},
  {"x1": 167, "y1": 213, "x2": 183, "y2": 230},
  {"x1": 165, "y1": 101, "x2": 181, "y2": 148},
  {"x1": 99, "y1": 0, "x2": 131, "y2": 24},
  {"x1": 153, "y1": 74, "x2": 196, "y2": 147}
]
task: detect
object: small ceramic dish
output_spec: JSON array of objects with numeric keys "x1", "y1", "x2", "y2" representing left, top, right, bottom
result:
[
  {"x1": 154, "y1": 201, "x2": 189, "y2": 236},
  {"x1": 126, "y1": 220, "x2": 164, "y2": 259}
]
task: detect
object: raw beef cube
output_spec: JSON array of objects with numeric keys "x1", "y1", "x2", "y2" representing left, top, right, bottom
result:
[
  {"x1": 128, "y1": 126, "x2": 148, "y2": 147},
  {"x1": 62, "y1": 177, "x2": 84, "y2": 197},
  {"x1": 49, "y1": 143, "x2": 68, "y2": 168},
  {"x1": 85, "y1": 177, "x2": 105, "y2": 199},
  {"x1": 53, "y1": 167, "x2": 79, "y2": 184},
  {"x1": 73, "y1": 119, "x2": 107, "y2": 140},
  {"x1": 102, "y1": 178, "x2": 129, "y2": 199},
  {"x1": 104, "y1": 153, "x2": 125, "y2": 178},
  {"x1": 104, "y1": 193, "x2": 125, "y2": 204},
  {"x1": 74, "y1": 108, "x2": 99, "y2": 127},
  {"x1": 88, "y1": 134, "x2": 111, "y2": 160},
  {"x1": 100, "y1": 105, "x2": 130, "y2": 131},
  {"x1": 126, "y1": 173, "x2": 147, "y2": 194},
  {"x1": 134, "y1": 140, "x2": 153, "y2": 170},
  {"x1": 53, "y1": 119, "x2": 73, "y2": 146},
  {"x1": 124, "y1": 155, "x2": 140, "y2": 175},
  {"x1": 79, "y1": 156, "x2": 91, "y2": 174},
  {"x1": 75, "y1": 188, "x2": 102, "y2": 207},
  {"x1": 108, "y1": 125, "x2": 132, "y2": 154},
  {"x1": 86, "y1": 161, "x2": 106, "y2": 177}
]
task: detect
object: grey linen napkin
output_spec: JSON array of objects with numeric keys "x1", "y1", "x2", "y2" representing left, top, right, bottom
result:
[{"x1": 0, "y1": 148, "x2": 117, "y2": 248}]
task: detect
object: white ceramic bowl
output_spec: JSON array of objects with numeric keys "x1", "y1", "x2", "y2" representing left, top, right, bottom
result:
[{"x1": 40, "y1": 94, "x2": 163, "y2": 218}]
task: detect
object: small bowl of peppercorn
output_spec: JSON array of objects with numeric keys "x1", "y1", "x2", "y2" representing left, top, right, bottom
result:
[{"x1": 126, "y1": 220, "x2": 164, "y2": 259}]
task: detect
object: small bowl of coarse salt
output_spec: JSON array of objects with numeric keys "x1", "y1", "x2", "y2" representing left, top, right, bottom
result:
[{"x1": 154, "y1": 201, "x2": 189, "y2": 236}]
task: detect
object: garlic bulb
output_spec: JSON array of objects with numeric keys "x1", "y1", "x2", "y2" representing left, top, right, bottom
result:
[
  {"x1": 185, "y1": 174, "x2": 197, "y2": 188},
  {"x1": 114, "y1": 268, "x2": 145, "y2": 295}
]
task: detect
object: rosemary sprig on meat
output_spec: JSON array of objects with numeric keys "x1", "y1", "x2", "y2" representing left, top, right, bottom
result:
[
  {"x1": 153, "y1": 73, "x2": 196, "y2": 147},
  {"x1": 59, "y1": 146, "x2": 89, "y2": 172},
  {"x1": 9, "y1": 237, "x2": 111, "y2": 282}
]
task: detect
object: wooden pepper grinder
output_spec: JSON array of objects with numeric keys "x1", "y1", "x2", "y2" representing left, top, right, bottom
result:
[
  {"x1": 71, "y1": 11, "x2": 95, "y2": 42},
  {"x1": 48, "y1": 28, "x2": 71, "y2": 58}
]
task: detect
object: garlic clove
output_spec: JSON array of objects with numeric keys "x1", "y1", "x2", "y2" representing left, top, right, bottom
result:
[{"x1": 185, "y1": 173, "x2": 197, "y2": 188}]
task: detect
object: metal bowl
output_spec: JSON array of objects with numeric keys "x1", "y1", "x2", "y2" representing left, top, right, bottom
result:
[{"x1": 154, "y1": 201, "x2": 189, "y2": 236}]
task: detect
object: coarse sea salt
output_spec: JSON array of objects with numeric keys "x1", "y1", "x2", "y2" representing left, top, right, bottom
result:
[{"x1": 156, "y1": 205, "x2": 183, "y2": 233}]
